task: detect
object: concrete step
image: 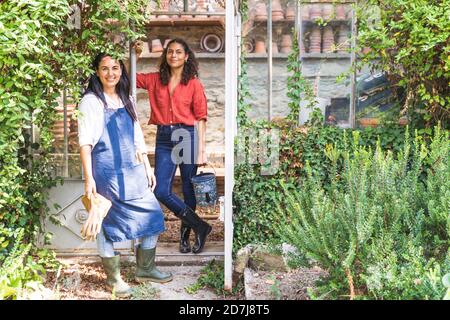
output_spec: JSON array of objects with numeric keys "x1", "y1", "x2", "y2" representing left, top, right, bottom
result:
[{"x1": 55, "y1": 241, "x2": 224, "y2": 266}]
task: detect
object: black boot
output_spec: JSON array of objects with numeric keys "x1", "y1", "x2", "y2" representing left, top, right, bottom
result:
[
  {"x1": 179, "y1": 222, "x2": 191, "y2": 253},
  {"x1": 177, "y1": 206, "x2": 212, "y2": 254}
]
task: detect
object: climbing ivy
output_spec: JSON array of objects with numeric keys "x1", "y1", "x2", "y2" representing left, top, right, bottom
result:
[{"x1": 0, "y1": 0, "x2": 150, "y2": 299}]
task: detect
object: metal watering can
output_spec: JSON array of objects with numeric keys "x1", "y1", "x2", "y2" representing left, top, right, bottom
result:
[{"x1": 191, "y1": 162, "x2": 218, "y2": 208}]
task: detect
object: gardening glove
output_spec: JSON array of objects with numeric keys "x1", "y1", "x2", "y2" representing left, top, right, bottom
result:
[
  {"x1": 81, "y1": 205, "x2": 101, "y2": 241},
  {"x1": 80, "y1": 194, "x2": 112, "y2": 241}
]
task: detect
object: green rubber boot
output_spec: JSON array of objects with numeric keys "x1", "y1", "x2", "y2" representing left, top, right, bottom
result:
[
  {"x1": 101, "y1": 254, "x2": 133, "y2": 298},
  {"x1": 135, "y1": 246, "x2": 173, "y2": 283}
]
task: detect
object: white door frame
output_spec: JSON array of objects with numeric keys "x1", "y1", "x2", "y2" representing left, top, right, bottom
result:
[{"x1": 224, "y1": 0, "x2": 239, "y2": 291}]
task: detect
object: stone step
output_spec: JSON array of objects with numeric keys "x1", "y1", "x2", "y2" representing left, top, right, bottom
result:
[{"x1": 55, "y1": 241, "x2": 224, "y2": 266}]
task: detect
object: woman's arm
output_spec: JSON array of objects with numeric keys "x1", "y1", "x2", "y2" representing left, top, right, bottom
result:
[
  {"x1": 80, "y1": 145, "x2": 97, "y2": 197},
  {"x1": 196, "y1": 119, "x2": 207, "y2": 166}
]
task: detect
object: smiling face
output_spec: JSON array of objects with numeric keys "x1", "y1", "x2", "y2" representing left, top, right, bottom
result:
[
  {"x1": 96, "y1": 56, "x2": 121, "y2": 90},
  {"x1": 166, "y1": 42, "x2": 188, "y2": 70}
]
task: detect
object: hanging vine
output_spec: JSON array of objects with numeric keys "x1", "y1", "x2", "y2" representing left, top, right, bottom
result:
[{"x1": 286, "y1": 29, "x2": 317, "y2": 124}]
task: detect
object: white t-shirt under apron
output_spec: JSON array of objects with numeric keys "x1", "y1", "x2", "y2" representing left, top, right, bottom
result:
[{"x1": 77, "y1": 93, "x2": 147, "y2": 153}]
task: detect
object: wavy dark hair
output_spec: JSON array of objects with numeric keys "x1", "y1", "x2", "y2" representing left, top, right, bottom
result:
[
  {"x1": 159, "y1": 38, "x2": 199, "y2": 85},
  {"x1": 83, "y1": 53, "x2": 137, "y2": 122}
]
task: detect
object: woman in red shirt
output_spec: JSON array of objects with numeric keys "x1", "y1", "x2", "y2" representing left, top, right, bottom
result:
[{"x1": 136, "y1": 38, "x2": 212, "y2": 254}]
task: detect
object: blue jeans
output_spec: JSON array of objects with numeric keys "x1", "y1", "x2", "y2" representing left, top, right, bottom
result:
[{"x1": 153, "y1": 124, "x2": 198, "y2": 216}]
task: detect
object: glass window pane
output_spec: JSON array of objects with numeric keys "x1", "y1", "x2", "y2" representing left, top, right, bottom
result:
[{"x1": 300, "y1": 1, "x2": 354, "y2": 127}]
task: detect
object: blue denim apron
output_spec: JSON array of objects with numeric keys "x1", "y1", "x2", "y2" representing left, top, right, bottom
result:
[{"x1": 92, "y1": 107, "x2": 165, "y2": 242}]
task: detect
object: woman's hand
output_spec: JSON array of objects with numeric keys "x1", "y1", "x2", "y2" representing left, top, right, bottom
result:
[
  {"x1": 147, "y1": 171, "x2": 157, "y2": 192},
  {"x1": 84, "y1": 176, "x2": 97, "y2": 199},
  {"x1": 133, "y1": 40, "x2": 143, "y2": 56}
]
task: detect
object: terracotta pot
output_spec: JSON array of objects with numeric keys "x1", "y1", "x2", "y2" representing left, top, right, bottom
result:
[
  {"x1": 300, "y1": 40, "x2": 306, "y2": 54},
  {"x1": 301, "y1": 4, "x2": 310, "y2": 21},
  {"x1": 272, "y1": 0, "x2": 284, "y2": 21},
  {"x1": 201, "y1": 33, "x2": 223, "y2": 53},
  {"x1": 281, "y1": 34, "x2": 292, "y2": 47},
  {"x1": 358, "y1": 118, "x2": 379, "y2": 128},
  {"x1": 310, "y1": 4, "x2": 322, "y2": 22},
  {"x1": 272, "y1": 42, "x2": 279, "y2": 54},
  {"x1": 151, "y1": 39, "x2": 163, "y2": 53},
  {"x1": 280, "y1": 35, "x2": 292, "y2": 54},
  {"x1": 254, "y1": 40, "x2": 266, "y2": 54},
  {"x1": 242, "y1": 18, "x2": 254, "y2": 37},
  {"x1": 196, "y1": 0, "x2": 206, "y2": 12},
  {"x1": 55, "y1": 104, "x2": 75, "y2": 114},
  {"x1": 51, "y1": 127, "x2": 68, "y2": 135},
  {"x1": 322, "y1": 4, "x2": 333, "y2": 20},
  {"x1": 243, "y1": 39, "x2": 254, "y2": 53},
  {"x1": 272, "y1": 11, "x2": 284, "y2": 21},
  {"x1": 272, "y1": 0, "x2": 283, "y2": 11},
  {"x1": 254, "y1": 3, "x2": 267, "y2": 22},
  {"x1": 309, "y1": 27, "x2": 322, "y2": 53},
  {"x1": 336, "y1": 4, "x2": 346, "y2": 20},
  {"x1": 322, "y1": 26, "x2": 335, "y2": 53},
  {"x1": 160, "y1": 0, "x2": 170, "y2": 10},
  {"x1": 286, "y1": 5, "x2": 295, "y2": 21}
]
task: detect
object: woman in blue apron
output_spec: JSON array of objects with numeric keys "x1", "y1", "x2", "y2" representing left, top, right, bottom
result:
[{"x1": 78, "y1": 53, "x2": 172, "y2": 298}]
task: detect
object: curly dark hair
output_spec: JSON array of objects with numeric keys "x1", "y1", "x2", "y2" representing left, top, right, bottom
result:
[{"x1": 159, "y1": 38, "x2": 199, "y2": 85}]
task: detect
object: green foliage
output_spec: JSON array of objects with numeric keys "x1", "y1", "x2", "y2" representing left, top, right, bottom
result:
[
  {"x1": 131, "y1": 283, "x2": 160, "y2": 300},
  {"x1": 286, "y1": 29, "x2": 316, "y2": 123},
  {"x1": 0, "y1": 0, "x2": 149, "y2": 298},
  {"x1": 237, "y1": 43, "x2": 252, "y2": 128},
  {"x1": 268, "y1": 275, "x2": 282, "y2": 300},
  {"x1": 185, "y1": 260, "x2": 242, "y2": 297},
  {"x1": 356, "y1": 0, "x2": 450, "y2": 126},
  {"x1": 0, "y1": 228, "x2": 59, "y2": 300},
  {"x1": 233, "y1": 120, "x2": 412, "y2": 252},
  {"x1": 275, "y1": 126, "x2": 449, "y2": 299}
]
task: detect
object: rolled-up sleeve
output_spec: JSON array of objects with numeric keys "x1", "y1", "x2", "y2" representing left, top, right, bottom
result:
[
  {"x1": 137, "y1": 73, "x2": 157, "y2": 90},
  {"x1": 77, "y1": 95, "x2": 103, "y2": 148},
  {"x1": 192, "y1": 79, "x2": 208, "y2": 122},
  {"x1": 134, "y1": 123, "x2": 147, "y2": 153}
]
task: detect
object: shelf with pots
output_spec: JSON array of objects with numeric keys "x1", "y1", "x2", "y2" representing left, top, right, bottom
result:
[
  {"x1": 301, "y1": 52, "x2": 351, "y2": 59},
  {"x1": 147, "y1": 0, "x2": 225, "y2": 26},
  {"x1": 145, "y1": 15, "x2": 225, "y2": 27},
  {"x1": 248, "y1": 0, "x2": 297, "y2": 26},
  {"x1": 138, "y1": 36, "x2": 225, "y2": 59},
  {"x1": 139, "y1": 52, "x2": 225, "y2": 59},
  {"x1": 243, "y1": 53, "x2": 291, "y2": 59}
]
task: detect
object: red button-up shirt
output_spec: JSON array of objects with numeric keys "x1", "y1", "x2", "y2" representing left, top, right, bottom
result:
[{"x1": 136, "y1": 72, "x2": 208, "y2": 126}]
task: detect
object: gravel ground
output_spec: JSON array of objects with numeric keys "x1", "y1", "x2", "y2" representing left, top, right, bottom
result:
[
  {"x1": 43, "y1": 262, "x2": 241, "y2": 300},
  {"x1": 244, "y1": 267, "x2": 327, "y2": 300}
]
